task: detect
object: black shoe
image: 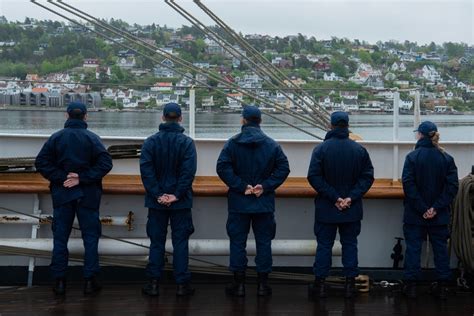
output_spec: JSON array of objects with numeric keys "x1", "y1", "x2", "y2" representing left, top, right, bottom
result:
[
  {"x1": 257, "y1": 273, "x2": 272, "y2": 297},
  {"x1": 430, "y1": 281, "x2": 449, "y2": 300},
  {"x1": 308, "y1": 277, "x2": 327, "y2": 298},
  {"x1": 176, "y1": 283, "x2": 195, "y2": 297},
  {"x1": 344, "y1": 277, "x2": 357, "y2": 299},
  {"x1": 403, "y1": 280, "x2": 417, "y2": 299},
  {"x1": 142, "y1": 279, "x2": 159, "y2": 297},
  {"x1": 83, "y1": 277, "x2": 102, "y2": 296},
  {"x1": 225, "y1": 271, "x2": 245, "y2": 297},
  {"x1": 53, "y1": 278, "x2": 66, "y2": 296}
]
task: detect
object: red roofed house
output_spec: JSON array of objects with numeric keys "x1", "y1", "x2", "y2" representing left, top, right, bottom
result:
[
  {"x1": 83, "y1": 58, "x2": 100, "y2": 68},
  {"x1": 32, "y1": 87, "x2": 49, "y2": 93},
  {"x1": 151, "y1": 82, "x2": 173, "y2": 92}
]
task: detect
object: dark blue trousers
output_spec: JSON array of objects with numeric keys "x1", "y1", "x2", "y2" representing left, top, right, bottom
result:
[
  {"x1": 313, "y1": 221, "x2": 361, "y2": 278},
  {"x1": 51, "y1": 200, "x2": 101, "y2": 279},
  {"x1": 146, "y1": 208, "x2": 194, "y2": 284},
  {"x1": 403, "y1": 224, "x2": 451, "y2": 281},
  {"x1": 226, "y1": 212, "x2": 276, "y2": 273}
]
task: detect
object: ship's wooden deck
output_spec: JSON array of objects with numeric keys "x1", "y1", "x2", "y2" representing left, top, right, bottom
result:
[
  {"x1": 0, "y1": 173, "x2": 404, "y2": 198},
  {"x1": 0, "y1": 283, "x2": 473, "y2": 316}
]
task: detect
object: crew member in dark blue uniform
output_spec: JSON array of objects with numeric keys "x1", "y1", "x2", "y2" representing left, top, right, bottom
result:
[
  {"x1": 140, "y1": 103, "x2": 197, "y2": 297},
  {"x1": 307, "y1": 112, "x2": 374, "y2": 299},
  {"x1": 216, "y1": 105, "x2": 290, "y2": 297},
  {"x1": 402, "y1": 121, "x2": 458, "y2": 299},
  {"x1": 35, "y1": 102, "x2": 113, "y2": 296}
]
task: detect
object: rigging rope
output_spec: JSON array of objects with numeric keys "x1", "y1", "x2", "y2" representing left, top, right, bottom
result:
[{"x1": 52, "y1": 1, "x2": 326, "y2": 133}]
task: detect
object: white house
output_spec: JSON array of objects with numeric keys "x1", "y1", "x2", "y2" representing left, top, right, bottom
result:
[
  {"x1": 457, "y1": 82, "x2": 467, "y2": 90},
  {"x1": 342, "y1": 99, "x2": 359, "y2": 111},
  {"x1": 391, "y1": 62, "x2": 407, "y2": 72},
  {"x1": 226, "y1": 93, "x2": 243, "y2": 110},
  {"x1": 122, "y1": 98, "x2": 138, "y2": 108},
  {"x1": 323, "y1": 72, "x2": 341, "y2": 81},
  {"x1": 196, "y1": 74, "x2": 208, "y2": 84},
  {"x1": 318, "y1": 96, "x2": 334, "y2": 109},
  {"x1": 193, "y1": 62, "x2": 210, "y2": 69},
  {"x1": 201, "y1": 96, "x2": 215, "y2": 109},
  {"x1": 400, "y1": 54, "x2": 416, "y2": 62},
  {"x1": 400, "y1": 99, "x2": 413, "y2": 110},
  {"x1": 103, "y1": 88, "x2": 116, "y2": 99},
  {"x1": 340, "y1": 91, "x2": 358, "y2": 100},
  {"x1": 177, "y1": 73, "x2": 193, "y2": 88},
  {"x1": 390, "y1": 62, "x2": 399, "y2": 71},
  {"x1": 421, "y1": 65, "x2": 441, "y2": 82},
  {"x1": 375, "y1": 90, "x2": 395, "y2": 100}
]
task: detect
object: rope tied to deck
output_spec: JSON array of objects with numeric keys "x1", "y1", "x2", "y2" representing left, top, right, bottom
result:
[{"x1": 451, "y1": 174, "x2": 474, "y2": 272}]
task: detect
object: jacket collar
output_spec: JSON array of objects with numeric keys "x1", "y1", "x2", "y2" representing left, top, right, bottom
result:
[
  {"x1": 234, "y1": 123, "x2": 266, "y2": 144},
  {"x1": 415, "y1": 137, "x2": 434, "y2": 149},
  {"x1": 64, "y1": 119, "x2": 87, "y2": 129},
  {"x1": 241, "y1": 122, "x2": 261, "y2": 131},
  {"x1": 324, "y1": 127, "x2": 349, "y2": 141},
  {"x1": 159, "y1": 122, "x2": 185, "y2": 133}
]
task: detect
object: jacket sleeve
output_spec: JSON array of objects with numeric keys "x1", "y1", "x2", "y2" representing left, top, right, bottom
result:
[
  {"x1": 402, "y1": 154, "x2": 428, "y2": 214},
  {"x1": 35, "y1": 137, "x2": 68, "y2": 184},
  {"x1": 78, "y1": 137, "x2": 113, "y2": 184},
  {"x1": 307, "y1": 145, "x2": 340, "y2": 203},
  {"x1": 432, "y1": 155, "x2": 459, "y2": 210},
  {"x1": 140, "y1": 138, "x2": 164, "y2": 198},
  {"x1": 348, "y1": 148, "x2": 375, "y2": 201},
  {"x1": 174, "y1": 140, "x2": 197, "y2": 199},
  {"x1": 216, "y1": 141, "x2": 248, "y2": 193},
  {"x1": 261, "y1": 145, "x2": 290, "y2": 192}
]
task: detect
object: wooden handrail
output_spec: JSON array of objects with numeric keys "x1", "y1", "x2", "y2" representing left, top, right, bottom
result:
[{"x1": 0, "y1": 173, "x2": 403, "y2": 199}]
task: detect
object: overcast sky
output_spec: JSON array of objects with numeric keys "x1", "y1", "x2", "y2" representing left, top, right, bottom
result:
[{"x1": 1, "y1": 0, "x2": 472, "y2": 45}]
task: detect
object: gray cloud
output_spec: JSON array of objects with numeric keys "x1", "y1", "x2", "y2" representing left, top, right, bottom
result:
[{"x1": 1, "y1": 0, "x2": 472, "y2": 44}]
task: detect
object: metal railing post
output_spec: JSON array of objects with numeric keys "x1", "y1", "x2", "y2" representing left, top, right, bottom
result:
[
  {"x1": 189, "y1": 87, "x2": 196, "y2": 139},
  {"x1": 392, "y1": 92, "x2": 400, "y2": 183},
  {"x1": 414, "y1": 90, "x2": 421, "y2": 129},
  {"x1": 27, "y1": 194, "x2": 41, "y2": 287}
]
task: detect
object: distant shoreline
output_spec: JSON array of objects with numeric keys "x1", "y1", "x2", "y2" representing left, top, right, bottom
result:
[{"x1": 1, "y1": 105, "x2": 473, "y2": 116}]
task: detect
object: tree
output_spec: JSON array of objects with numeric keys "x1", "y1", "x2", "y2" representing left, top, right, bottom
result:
[
  {"x1": 295, "y1": 56, "x2": 312, "y2": 69},
  {"x1": 443, "y1": 42, "x2": 466, "y2": 59},
  {"x1": 330, "y1": 60, "x2": 347, "y2": 78},
  {"x1": 358, "y1": 51, "x2": 372, "y2": 64}
]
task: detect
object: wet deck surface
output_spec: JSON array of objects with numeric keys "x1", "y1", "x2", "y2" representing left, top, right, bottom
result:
[{"x1": 0, "y1": 283, "x2": 473, "y2": 316}]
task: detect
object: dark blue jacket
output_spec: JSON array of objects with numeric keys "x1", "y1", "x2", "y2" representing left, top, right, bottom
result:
[
  {"x1": 402, "y1": 137, "x2": 458, "y2": 226},
  {"x1": 216, "y1": 124, "x2": 290, "y2": 213},
  {"x1": 35, "y1": 119, "x2": 113, "y2": 209},
  {"x1": 307, "y1": 128, "x2": 374, "y2": 223},
  {"x1": 140, "y1": 122, "x2": 197, "y2": 210}
]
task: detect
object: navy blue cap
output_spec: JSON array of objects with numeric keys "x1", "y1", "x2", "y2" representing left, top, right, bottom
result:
[
  {"x1": 242, "y1": 105, "x2": 261, "y2": 122},
  {"x1": 163, "y1": 102, "x2": 182, "y2": 118},
  {"x1": 67, "y1": 101, "x2": 87, "y2": 114},
  {"x1": 330, "y1": 111, "x2": 349, "y2": 126},
  {"x1": 414, "y1": 121, "x2": 437, "y2": 136}
]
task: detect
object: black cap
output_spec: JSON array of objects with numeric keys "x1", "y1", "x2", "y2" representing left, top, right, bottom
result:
[
  {"x1": 330, "y1": 111, "x2": 349, "y2": 126},
  {"x1": 67, "y1": 102, "x2": 87, "y2": 115},
  {"x1": 242, "y1": 105, "x2": 261, "y2": 122},
  {"x1": 163, "y1": 102, "x2": 182, "y2": 118},
  {"x1": 414, "y1": 121, "x2": 438, "y2": 136}
]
